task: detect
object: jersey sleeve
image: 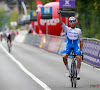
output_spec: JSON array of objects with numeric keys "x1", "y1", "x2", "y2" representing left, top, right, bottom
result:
[
  {"x1": 61, "y1": 23, "x2": 68, "y2": 33},
  {"x1": 79, "y1": 29, "x2": 82, "y2": 40}
]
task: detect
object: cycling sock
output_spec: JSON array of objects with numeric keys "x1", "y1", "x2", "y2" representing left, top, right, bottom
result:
[
  {"x1": 66, "y1": 64, "x2": 69, "y2": 71},
  {"x1": 77, "y1": 68, "x2": 80, "y2": 75}
]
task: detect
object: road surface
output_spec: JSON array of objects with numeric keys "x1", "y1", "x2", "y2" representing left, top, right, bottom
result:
[{"x1": 0, "y1": 40, "x2": 100, "y2": 90}]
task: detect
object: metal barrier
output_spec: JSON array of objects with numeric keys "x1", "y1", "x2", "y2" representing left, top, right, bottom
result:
[
  {"x1": 82, "y1": 38, "x2": 100, "y2": 68},
  {"x1": 14, "y1": 34, "x2": 100, "y2": 68}
]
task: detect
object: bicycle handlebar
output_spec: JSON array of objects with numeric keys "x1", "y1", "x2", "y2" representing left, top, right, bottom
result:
[{"x1": 68, "y1": 54, "x2": 83, "y2": 60}]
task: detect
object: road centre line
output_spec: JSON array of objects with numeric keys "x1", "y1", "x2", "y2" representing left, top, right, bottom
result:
[{"x1": 0, "y1": 44, "x2": 52, "y2": 90}]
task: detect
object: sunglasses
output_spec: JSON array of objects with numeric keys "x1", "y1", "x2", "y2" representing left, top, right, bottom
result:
[{"x1": 69, "y1": 21, "x2": 76, "y2": 23}]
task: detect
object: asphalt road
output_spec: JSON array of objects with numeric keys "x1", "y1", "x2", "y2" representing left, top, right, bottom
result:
[{"x1": 0, "y1": 40, "x2": 100, "y2": 90}]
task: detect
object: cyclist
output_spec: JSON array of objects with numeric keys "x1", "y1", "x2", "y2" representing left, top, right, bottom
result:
[
  {"x1": 0, "y1": 32, "x2": 3, "y2": 41},
  {"x1": 58, "y1": 10, "x2": 83, "y2": 80},
  {"x1": 6, "y1": 32, "x2": 12, "y2": 47}
]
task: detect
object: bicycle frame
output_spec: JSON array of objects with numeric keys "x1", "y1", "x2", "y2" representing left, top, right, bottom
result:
[
  {"x1": 7, "y1": 41, "x2": 11, "y2": 53},
  {"x1": 69, "y1": 50, "x2": 77, "y2": 88}
]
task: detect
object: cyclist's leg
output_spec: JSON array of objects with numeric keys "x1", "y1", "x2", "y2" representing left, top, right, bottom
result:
[
  {"x1": 10, "y1": 39, "x2": 12, "y2": 47},
  {"x1": 76, "y1": 55, "x2": 81, "y2": 69},
  {"x1": 74, "y1": 45, "x2": 81, "y2": 75},
  {"x1": 62, "y1": 45, "x2": 71, "y2": 71},
  {"x1": 7, "y1": 38, "x2": 8, "y2": 43},
  {"x1": 62, "y1": 53, "x2": 68, "y2": 65}
]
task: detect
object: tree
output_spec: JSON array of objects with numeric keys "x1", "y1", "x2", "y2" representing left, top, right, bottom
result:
[
  {"x1": 0, "y1": 9, "x2": 9, "y2": 31},
  {"x1": 8, "y1": 8, "x2": 19, "y2": 29},
  {"x1": 76, "y1": 0, "x2": 100, "y2": 39},
  {"x1": 26, "y1": 0, "x2": 55, "y2": 10}
]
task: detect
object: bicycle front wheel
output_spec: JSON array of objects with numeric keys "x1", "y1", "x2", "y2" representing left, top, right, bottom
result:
[
  {"x1": 8, "y1": 42, "x2": 11, "y2": 53},
  {"x1": 73, "y1": 61, "x2": 77, "y2": 88},
  {"x1": 71, "y1": 63, "x2": 74, "y2": 87}
]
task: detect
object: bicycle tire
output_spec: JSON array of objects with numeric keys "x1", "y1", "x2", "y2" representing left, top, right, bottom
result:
[
  {"x1": 71, "y1": 79, "x2": 73, "y2": 87},
  {"x1": 71, "y1": 59, "x2": 77, "y2": 88},
  {"x1": 74, "y1": 83, "x2": 76, "y2": 88},
  {"x1": 73, "y1": 60, "x2": 77, "y2": 88},
  {"x1": 9, "y1": 46, "x2": 11, "y2": 53},
  {"x1": 71, "y1": 62, "x2": 74, "y2": 87},
  {"x1": 69, "y1": 50, "x2": 78, "y2": 88},
  {"x1": 8, "y1": 42, "x2": 11, "y2": 53}
]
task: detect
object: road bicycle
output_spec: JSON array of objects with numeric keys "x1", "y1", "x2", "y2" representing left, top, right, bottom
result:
[
  {"x1": 7, "y1": 40, "x2": 11, "y2": 53},
  {"x1": 68, "y1": 50, "x2": 83, "y2": 88}
]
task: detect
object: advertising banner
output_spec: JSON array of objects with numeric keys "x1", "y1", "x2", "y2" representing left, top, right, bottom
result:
[
  {"x1": 41, "y1": 7, "x2": 52, "y2": 19},
  {"x1": 39, "y1": 35, "x2": 45, "y2": 48},
  {"x1": 59, "y1": 0, "x2": 75, "y2": 17},
  {"x1": 32, "y1": 35, "x2": 39, "y2": 46},
  {"x1": 60, "y1": 0, "x2": 75, "y2": 8},
  {"x1": 20, "y1": 35, "x2": 25, "y2": 43},
  {"x1": 23, "y1": 15, "x2": 30, "y2": 24},
  {"x1": 18, "y1": 18, "x2": 23, "y2": 22},
  {"x1": 58, "y1": 38, "x2": 65, "y2": 54},
  {"x1": 35, "y1": 35, "x2": 43, "y2": 47},
  {"x1": 11, "y1": 22, "x2": 17, "y2": 27},
  {"x1": 18, "y1": 18, "x2": 24, "y2": 25},
  {"x1": 48, "y1": 38, "x2": 54, "y2": 52},
  {"x1": 23, "y1": 34, "x2": 38, "y2": 46},
  {"x1": 83, "y1": 40, "x2": 100, "y2": 67},
  {"x1": 60, "y1": 39, "x2": 67, "y2": 55},
  {"x1": 55, "y1": 38, "x2": 65, "y2": 54},
  {"x1": 14, "y1": 34, "x2": 23, "y2": 43},
  {"x1": 48, "y1": 38, "x2": 59, "y2": 52},
  {"x1": 30, "y1": 11, "x2": 38, "y2": 21},
  {"x1": 42, "y1": 36, "x2": 52, "y2": 50}
]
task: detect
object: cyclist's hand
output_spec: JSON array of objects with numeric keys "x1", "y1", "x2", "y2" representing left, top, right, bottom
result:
[{"x1": 81, "y1": 51, "x2": 83, "y2": 55}]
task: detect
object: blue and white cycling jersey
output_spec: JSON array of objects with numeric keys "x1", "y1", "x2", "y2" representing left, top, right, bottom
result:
[
  {"x1": 62, "y1": 23, "x2": 82, "y2": 45},
  {"x1": 61, "y1": 23, "x2": 82, "y2": 55}
]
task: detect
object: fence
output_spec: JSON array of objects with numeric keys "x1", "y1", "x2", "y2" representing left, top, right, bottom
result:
[{"x1": 14, "y1": 34, "x2": 100, "y2": 68}]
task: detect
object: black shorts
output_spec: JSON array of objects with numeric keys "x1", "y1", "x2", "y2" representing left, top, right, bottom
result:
[{"x1": 7, "y1": 37, "x2": 12, "y2": 42}]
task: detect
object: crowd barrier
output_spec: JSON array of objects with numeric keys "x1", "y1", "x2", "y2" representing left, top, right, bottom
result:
[
  {"x1": 14, "y1": 34, "x2": 100, "y2": 68},
  {"x1": 82, "y1": 38, "x2": 100, "y2": 68}
]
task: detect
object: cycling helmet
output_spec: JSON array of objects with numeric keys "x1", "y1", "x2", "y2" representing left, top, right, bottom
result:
[
  {"x1": 6, "y1": 33, "x2": 9, "y2": 37},
  {"x1": 69, "y1": 16, "x2": 76, "y2": 22}
]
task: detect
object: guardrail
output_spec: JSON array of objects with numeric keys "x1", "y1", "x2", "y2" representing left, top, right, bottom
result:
[
  {"x1": 14, "y1": 34, "x2": 100, "y2": 68},
  {"x1": 83, "y1": 37, "x2": 100, "y2": 42}
]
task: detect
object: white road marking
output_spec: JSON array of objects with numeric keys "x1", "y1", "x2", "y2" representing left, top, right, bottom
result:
[{"x1": 0, "y1": 44, "x2": 52, "y2": 90}]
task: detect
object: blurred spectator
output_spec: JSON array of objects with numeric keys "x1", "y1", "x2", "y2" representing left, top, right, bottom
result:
[
  {"x1": 0, "y1": 32, "x2": 3, "y2": 41},
  {"x1": 14, "y1": 31, "x2": 19, "y2": 36},
  {"x1": 28, "y1": 29, "x2": 33, "y2": 34},
  {"x1": 28, "y1": 24, "x2": 33, "y2": 34},
  {"x1": 17, "y1": 31, "x2": 19, "y2": 35}
]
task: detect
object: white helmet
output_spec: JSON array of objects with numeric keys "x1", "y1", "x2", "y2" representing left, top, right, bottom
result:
[
  {"x1": 6, "y1": 32, "x2": 9, "y2": 37},
  {"x1": 69, "y1": 16, "x2": 76, "y2": 22}
]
